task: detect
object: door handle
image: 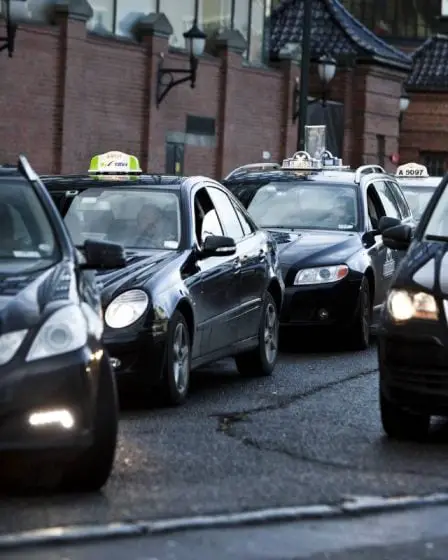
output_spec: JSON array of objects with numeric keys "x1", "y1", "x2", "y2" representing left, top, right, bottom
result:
[
  {"x1": 259, "y1": 249, "x2": 266, "y2": 261},
  {"x1": 233, "y1": 257, "x2": 242, "y2": 273}
]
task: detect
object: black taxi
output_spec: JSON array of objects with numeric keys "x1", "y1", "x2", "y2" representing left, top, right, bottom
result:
[
  {"x1": 223, "y1": 151, "x2": 414, "y2": 349},
  {"x1": 378, "y1": 172, "x2": 448, "y2": 440},
  {"x1": 42, "y1": 151, "x2": 284, "y2": 407},
  {"x1": 394, "y1": 162, "x2": 441, "y2": 223}
]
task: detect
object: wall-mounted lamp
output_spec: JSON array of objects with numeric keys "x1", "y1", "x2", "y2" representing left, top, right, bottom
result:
[
  {"x1": 317, "y1": 55, "x2": 336, "y2": 106},
  {"x1": 399, "y1": 85, "x2": 410, "y2": 125},
  {"x1": 156, "y1": 20, "x2": 207, "y2": 107}
]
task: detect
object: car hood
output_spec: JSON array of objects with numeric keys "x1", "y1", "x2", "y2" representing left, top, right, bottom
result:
[
  {"x1": 95, "y1": 249, "x2": 178, "y2": 303},
  {"x1": 268, "y1": 228, "x2": 361, "y2": 269},
  {"x1": 0, "y1": 261, "x2": 77, "y2": 333}
]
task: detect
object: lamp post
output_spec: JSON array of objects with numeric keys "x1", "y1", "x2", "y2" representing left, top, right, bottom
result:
[
  {"x1": 296, "y1": 0, "x2": 312, "y2": 151},
  {"x1": 156, "y1": 19, "x2": 207, "y2": 107},
  {"x1": 0, "y1": 0, "x2": 16, "y2": 57}
]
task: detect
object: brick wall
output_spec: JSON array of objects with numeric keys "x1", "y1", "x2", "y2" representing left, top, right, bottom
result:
[{"x1": 0, "y1": 13, "x2": 405, "y2": 177}]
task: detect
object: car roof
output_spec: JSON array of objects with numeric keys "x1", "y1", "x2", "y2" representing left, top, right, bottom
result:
[
  {"x1": 223, "y1": 168, "x2": 362, "y2": 186},
  {"x1": 41, "y1": 174, "x2": 186, "y2": 190}
]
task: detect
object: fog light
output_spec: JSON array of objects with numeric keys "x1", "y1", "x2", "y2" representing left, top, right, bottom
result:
[
  {"x1": 28, "y1": 409, "x2": 74, "y2": 429},
  {"x1": 318, "y1": 308, "x2": 329, "y2": 320},
  {"x1": 110, "y1": 357, "x2": 121, "y2": 369}
]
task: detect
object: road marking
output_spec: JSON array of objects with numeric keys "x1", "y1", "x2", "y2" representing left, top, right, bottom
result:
[{"x1": 1, "y1": 493, "x2": 448, "y2": 550}]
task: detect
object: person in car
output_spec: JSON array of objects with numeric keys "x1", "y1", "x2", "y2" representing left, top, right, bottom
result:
[{"x1": 134, "y1": 203, "x2": 170, "y2": 248}]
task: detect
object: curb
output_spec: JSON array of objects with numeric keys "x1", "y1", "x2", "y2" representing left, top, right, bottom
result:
[{"x1": 1, "y1": 493, "x2": 448, "y2": 550}]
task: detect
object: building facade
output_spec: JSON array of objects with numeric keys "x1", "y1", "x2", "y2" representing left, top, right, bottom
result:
[{"x1": 0, "y1": 0, "x2": 437, "y2": 176}]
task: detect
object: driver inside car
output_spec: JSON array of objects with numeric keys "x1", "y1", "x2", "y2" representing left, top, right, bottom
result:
[{"x1": 133, "y1": 203, "x2": 169, "y2": 248}]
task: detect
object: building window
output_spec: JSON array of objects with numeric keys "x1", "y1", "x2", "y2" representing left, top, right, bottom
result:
[
  {"x1": 87, "y1": 0, "x2": 115, "y2": 33},
  {"x1": 160, "y1": 0, "x2": 197, "y2": 48},
  {"x1": 115, "y1": 0, "x2": 158, "y2": 38},
  {"x1": 377, "y1": 134, "x2": 385, "y2": 167},
  {"x1": 200, "y1": 0, "x2": 232, "y2": 36},
  {"x1": 421, "y1": 152, "x2": 447, "y2": 176}
]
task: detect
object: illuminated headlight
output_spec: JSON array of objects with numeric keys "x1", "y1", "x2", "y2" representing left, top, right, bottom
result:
[
  {"x1": 105, "y1": 289, "x2": 149, "y2": 329},
  {"x1": 387, "y1": 290, "x2": 438, "y2": 322},
  {"x1": 0, "y1": 329, "x2": 27, "y2": 366},
  {"x1": 26, "y1": 305, "x2": 88, "y2": 362},
  {"x1": 293, "y1": 265, "x2": 349, "y2": 286}
]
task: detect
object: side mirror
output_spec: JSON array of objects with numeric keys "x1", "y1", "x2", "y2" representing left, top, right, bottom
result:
[
  {"x1": 80, "y1": 239, "x2": 126, "y2": 270},
  {"x1": 379, "y1": 216, "x2": 401, "y2": 233},
  {"x1": 198, "y1": 235, "x2": 236, "y2": 259},
  {"x1": 382, "y1": 224, "x2": 412, "y2": 251}
]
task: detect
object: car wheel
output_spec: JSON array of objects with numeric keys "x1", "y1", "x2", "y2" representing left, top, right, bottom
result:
[
  {"x1": 380, "y1": 390, "x2": 430, "y2": 441},
  {"x1": 346, "y1": 277, "x2": 371, "y2": 350},
  {"x1": 60, "y1": 358, "x2": 118, "y2": 492},
  {"x1": 161, "y1": 311, "x2": 191, "y2": 406},
  {"x1": 235, "y1": 292, "x2": 279, "y2": 377}
]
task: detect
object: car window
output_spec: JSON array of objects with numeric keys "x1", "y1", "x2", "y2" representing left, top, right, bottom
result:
[
  {"x1": 232, "y1": 200, "x2": 254, "y2": 236},
  {"x1": 402, "y1": 186, "x2": 435, "y2": 221},
  {"x1": 0, "y1": 180, "x2": 59, "y2": 273},
  {"x1": 386, "y1": 181, "x2": 411, "y2": 219},
  {"x1": 64, "y1": 188, "x2": 181, "y2": 250},
  {"x1": 372, "y1": 181, "x2": 401, "y2": 220},
  {"x1": 423, "y1": 183, "x2": 448, "y2": 237},
  {"x1": 193, "y1": 187, "x2": 224, "y2": 244},
  {"x1": 366, "y1": 184, "x2": 386, "y2": 229},
  {"x1": 207, "y1": 186, "x2": 245, "y2": 240}
]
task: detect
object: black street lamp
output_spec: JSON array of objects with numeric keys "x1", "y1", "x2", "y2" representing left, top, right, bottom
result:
[
  {"x1": 156, "y1": 20, "x2": 207, "y2": 107},
  {"x1": 296, "y1": 0, "x2": 312, "y2": 151},
  {"x1": 317, "y1": 55, "x2": 336, "y2": 105}
]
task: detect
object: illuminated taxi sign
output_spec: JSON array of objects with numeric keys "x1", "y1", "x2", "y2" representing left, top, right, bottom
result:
[
  {"x1": 396, "y1": 162, "x2": 429, "y2": 178},
  {"x1": 281, "y1": 151, "x2": 321, "y2": 170},
  {"x1": 321, "y1": 150, "x2": 350, "y2": 170},
  {"x1": 88, "y1": 151, "x2": 142, "y2": 174}
]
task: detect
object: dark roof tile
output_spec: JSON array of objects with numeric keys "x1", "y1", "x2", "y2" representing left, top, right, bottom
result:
[
  {"x1": 406, "y1": 35, "x2": 448, "y2": 91},
  {"x1": 270, "y1": 0, "x2": 411, "y2": 71}
]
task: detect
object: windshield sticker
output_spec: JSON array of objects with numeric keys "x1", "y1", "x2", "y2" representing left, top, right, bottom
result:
[
  {"x1": 164, "y1": 240, "x2": 179, "y2": 249},
  {"x1": 13, "y1": 250, "x2": 41, "y2": 258},
  {"x1": 80, "y1": 197, "x2": 98, "y2": 204},
  {"x1": 338, "y1": 224, "x2": 354, "y2": 230}
]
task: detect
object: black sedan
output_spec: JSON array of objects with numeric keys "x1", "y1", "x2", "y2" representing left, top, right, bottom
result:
[
  {"x1": 43, "y1": 152, "x2": 284, "y2": 406},
  {"x1": 223, "y1": 158, "x2": 414, "y2": 349},
  {"x1": 377, "y1": 172, "x2": 448, "y2": 440},
  {"x1": 0, "y1": 157, "x2": 124, "y2": 491}
]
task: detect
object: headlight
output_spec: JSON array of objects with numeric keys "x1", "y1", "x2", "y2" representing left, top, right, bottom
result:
[
  {"x1": 387, "y1": 290, "x2": 438, "y2": 322},
  {"x1": 0, "y1": 329, "x2": 27, "y2": 366},
  {"x1": 105, "y1": 289, "x2": 149, "y2": 329},
  {"x1": 293, "y1": 265, "x2": 349, "y2": 286},
  {"x1": 26, "y1": 305, "x2": 88, "y2": 362}
]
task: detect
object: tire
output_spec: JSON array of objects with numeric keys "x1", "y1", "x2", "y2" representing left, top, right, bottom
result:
[
  {"x1": 60, "y1": 359, "x2": 118, "y2": 492},
  {"x1": 380, "y1": 390, "x2": 430, "y2": 441},
  {"x1": 346, "y1": 277, "x2": 371, "y2": 350},
  {"x1": 235, "y1": 292, "x2": 279, "y2": 377},
  {"x1": 160, "y1": 311, "x2": 191, "y2": 406}
]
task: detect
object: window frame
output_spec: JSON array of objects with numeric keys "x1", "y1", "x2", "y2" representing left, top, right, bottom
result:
[
  {"x1": 206, "y1": 185, "x2": 245, "y2": 240},
  {"x1": 371, "y1": 179, "x2": 402, "y2": 221}
]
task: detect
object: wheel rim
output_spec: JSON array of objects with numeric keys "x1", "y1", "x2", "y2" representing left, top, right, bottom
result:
[
  {"x1": 361, "y1": 287, "x2": 370, "y2": 342},
  {"x1": 264, "y1": 302, "x2": 278, "y2": 364},
  {"x1": 173, "y1": 323, "x2": 189, "y2": 393}
]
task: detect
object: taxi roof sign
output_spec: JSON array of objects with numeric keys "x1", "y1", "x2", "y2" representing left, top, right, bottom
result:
[
  {"x1": 88, "y1": 151, "x2": 142, "y2": 174},
  {"x1": 281, "y1": 151, "x2": 321, "y2": 170},
  {"x1": 395, "y1": 162, "x2": 429, "y2": 178}
]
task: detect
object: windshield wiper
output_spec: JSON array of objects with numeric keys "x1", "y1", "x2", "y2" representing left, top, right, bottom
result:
[
  {"x1": 263, "y1": 225, "x2": 302, "y2": 230},
  {"x1": 425, "y1": 234, "x2": 448, "y2": 242}
]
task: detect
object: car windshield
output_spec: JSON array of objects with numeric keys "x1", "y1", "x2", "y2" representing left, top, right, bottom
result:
[
  {"x1": 246, "y1": 182, "x2": 359, "y2": 231},
  {"x1": 0, "y1": 179, "x2": 59, "y2": 274},
  {"x1": 64, "y1": 188, "x2": 181, "y2": 250},
  {"x1": 402, "y1": 186, "x2": 436, "y2": 221}
]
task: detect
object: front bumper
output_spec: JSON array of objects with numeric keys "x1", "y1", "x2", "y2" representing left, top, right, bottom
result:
[
  {"x1": 280, "y1": 277, "x2": 362, "y2": 328},
  {"x1": 0, "y1": 343, "x2": 105, "y2": 452},
  {"x1": 378, "y1": 320, "x2": 448, "y2": 415},
  {"x1": 103, "y1": 323, "x2": 167, "y2": 384}
]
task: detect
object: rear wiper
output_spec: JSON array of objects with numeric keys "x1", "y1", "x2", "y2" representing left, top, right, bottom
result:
[{"x1": 425, "y1": 234, "x2": 448, "y2": 242}]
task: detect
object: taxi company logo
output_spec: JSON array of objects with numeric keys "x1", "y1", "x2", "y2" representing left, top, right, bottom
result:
[{"x1": 383, "y1": 249, "x2": 395, "y2": 277}]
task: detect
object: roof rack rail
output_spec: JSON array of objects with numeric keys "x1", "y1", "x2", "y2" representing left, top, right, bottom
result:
[
  {"x1": 354, "y1": 164, "x2": 386, "y2": 184},
  {"x1": 224, "y1": 162, "x2": 281, "y2": 180}
]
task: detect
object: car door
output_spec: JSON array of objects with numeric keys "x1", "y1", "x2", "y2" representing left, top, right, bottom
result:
[
  {"x1": 190, "y1": 186, "x2": 241, "y2": 357},
  {"x1": 207, "y1": 186, "x2": 266, "y2": 341},
  {"x1": 371, "y1": 179, "x2": 404, "y2": 291}
]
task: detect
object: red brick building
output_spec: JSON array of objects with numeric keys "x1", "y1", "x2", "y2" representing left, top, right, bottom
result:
[{"x1": 0, "y1": 0, "x2": 433, "y2": 177}]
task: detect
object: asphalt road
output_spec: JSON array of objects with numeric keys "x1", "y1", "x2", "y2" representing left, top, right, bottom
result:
[{"x1": 2, "y1": 335, "x2": 448, "y2": 537}]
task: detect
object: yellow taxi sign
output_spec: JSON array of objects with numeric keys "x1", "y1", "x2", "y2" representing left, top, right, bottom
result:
[
  {"x1": 88, "y1": 151, "x2": 142, "y2": 174},
  {"x1": 396, "y1": 162, "x2": 429, "y2": 178}
]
